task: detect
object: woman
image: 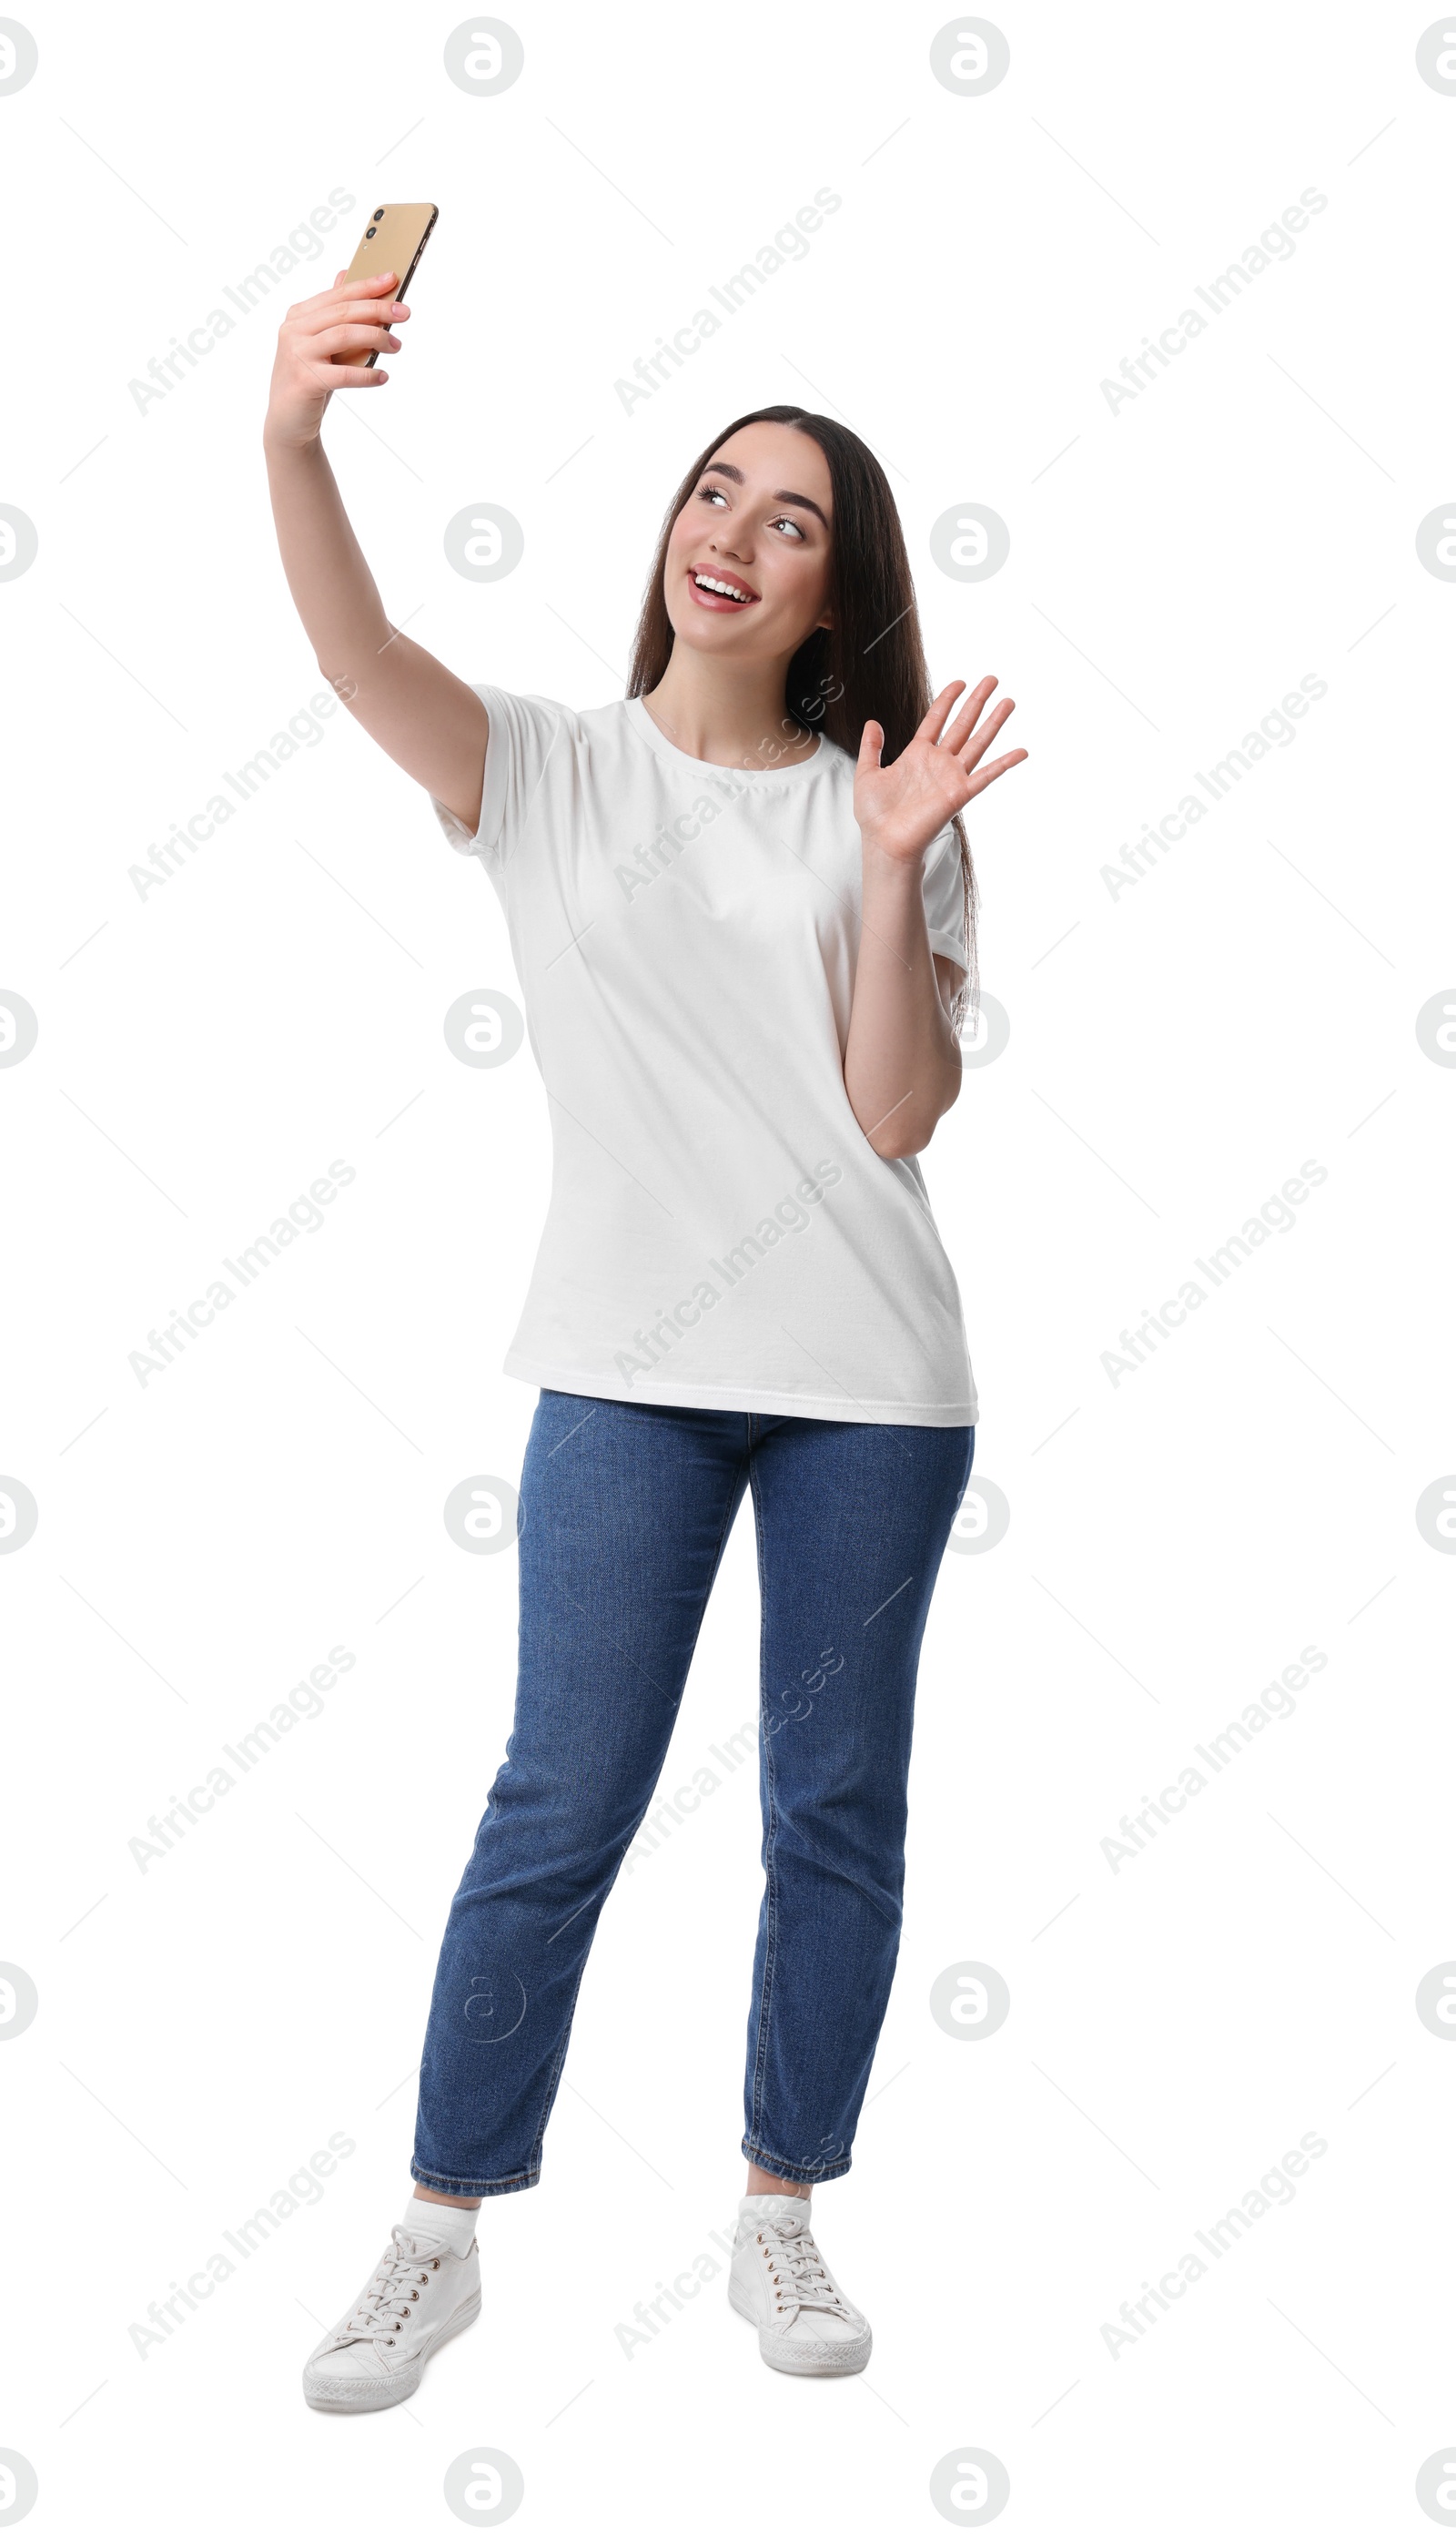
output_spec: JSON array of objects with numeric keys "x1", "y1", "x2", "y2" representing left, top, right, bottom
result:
[{"x1": 263, "y1": 265, "x2": 1026, "y2": 2412}]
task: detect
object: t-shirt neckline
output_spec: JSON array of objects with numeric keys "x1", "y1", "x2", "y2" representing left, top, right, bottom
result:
[{"x1": 623, "y1": 694, "x2": 828, "y2": 785}]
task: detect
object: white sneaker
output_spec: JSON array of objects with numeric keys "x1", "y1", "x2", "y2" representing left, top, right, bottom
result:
[
  {"x1": 302, "y1": 2219, "x2": 480, "y2": 2412},
  {"x1": 728, "y1": 2193, "x2": 872, "y2": 2376}
]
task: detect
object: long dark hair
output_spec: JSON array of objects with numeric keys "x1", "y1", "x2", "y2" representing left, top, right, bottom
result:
[{"x1": 625, "y1": 403, "x2": 979, "y2": 1033}]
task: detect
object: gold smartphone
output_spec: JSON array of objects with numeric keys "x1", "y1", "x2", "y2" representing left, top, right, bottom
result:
[{"x1": 333, "y1": 202, "x2": 439, "y2": 366}]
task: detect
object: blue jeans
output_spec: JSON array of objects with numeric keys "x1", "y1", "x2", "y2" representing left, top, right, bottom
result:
[{"x1": 412, "y1": 1392, "x2": 975, "y2": 2194}]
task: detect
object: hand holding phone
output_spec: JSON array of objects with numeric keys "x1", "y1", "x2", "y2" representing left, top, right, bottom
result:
[
  {"x1": 332, "y1": 203, "x2": 439, "y2": 367},
  {"x1": 264, "y1": 203, "x2": 438, "y2": 448}
]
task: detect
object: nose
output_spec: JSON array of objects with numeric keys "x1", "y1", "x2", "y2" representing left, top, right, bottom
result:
[{"x1": 713, "y1": 526, "x2": 753, "y2": 563}]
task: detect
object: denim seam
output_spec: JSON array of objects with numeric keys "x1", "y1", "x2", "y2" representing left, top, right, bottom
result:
[
  {"x1": 740, "y1": 2137, "x2": 853, "y2": 2186},
  {"x1": 700, "y1": 1432, "x2": 753, "y2": 1603},
  {"x1": 525, "y1": 1953, "x2": 591, "y2": 2174},
  {"x1": 745, "y1": 1446, "x2": 781, "y2": 2155},
  {"x1": 410, "y1": 2162, "x2": 539, "y2": 2197}
]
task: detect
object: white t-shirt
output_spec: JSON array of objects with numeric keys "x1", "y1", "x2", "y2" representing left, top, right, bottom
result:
[{"x1": 432, "y1": 689, "x2": 977, "y2": 1426}]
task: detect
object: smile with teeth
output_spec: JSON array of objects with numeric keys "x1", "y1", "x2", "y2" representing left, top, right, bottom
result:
[{"x1": 692, "y1": 570, "x2": 756, "y2": 604}]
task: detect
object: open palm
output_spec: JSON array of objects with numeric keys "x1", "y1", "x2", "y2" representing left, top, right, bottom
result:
[{"x1": 854, "y1": 677, "x2": 1027, "y2": 864}]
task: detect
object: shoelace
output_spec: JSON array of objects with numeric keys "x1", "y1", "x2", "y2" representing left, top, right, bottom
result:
[
  {"x1": 337, "y1": 2234, "x2": 445, "y2": 2346},
  {"x1": 753, "y1": 2216, "x2": 855, "y2": 2321}
]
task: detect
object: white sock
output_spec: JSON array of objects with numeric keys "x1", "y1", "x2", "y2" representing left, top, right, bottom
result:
[{"x1": 403, "y1": 2193, "x2": 479, "y2": 2255}]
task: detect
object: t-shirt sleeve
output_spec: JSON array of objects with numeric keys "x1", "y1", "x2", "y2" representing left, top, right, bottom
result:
[
  {"x1": 921, "y1": 821, "x2": 968, "y2": 971},
  {"x1": 430, "y1": 684, "x2": 566, "y2": 866}
]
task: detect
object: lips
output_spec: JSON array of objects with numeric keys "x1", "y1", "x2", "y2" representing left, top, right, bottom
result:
[{"x1": 687, "y1": 564, "x2": 759, "y2": 610}]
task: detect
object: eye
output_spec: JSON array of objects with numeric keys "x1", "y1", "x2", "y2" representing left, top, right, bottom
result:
[
  {"x1": 770, "y1": 514, "x2": 806, "y2": 541},
  {"x1": 697, "y1": 484, "x2": 728, "y2": 507}
]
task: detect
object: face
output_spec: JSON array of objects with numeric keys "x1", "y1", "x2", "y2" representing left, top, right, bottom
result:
[{"x1": 662, "y1": 421, "x2": 834, "y2": 665}]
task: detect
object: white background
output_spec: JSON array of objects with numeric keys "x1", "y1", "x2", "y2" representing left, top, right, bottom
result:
[{"x1": 4, "y1": 1, "x2": 1455, "y2": 2536}]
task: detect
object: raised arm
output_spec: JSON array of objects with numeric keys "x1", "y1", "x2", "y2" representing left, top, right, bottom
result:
[
  {"x1": 846, "y1": 679, "x2": 1026, "y2": 1158},
  {"x1": 263, "y1": 268, "x2": 489, "y2": 835}
]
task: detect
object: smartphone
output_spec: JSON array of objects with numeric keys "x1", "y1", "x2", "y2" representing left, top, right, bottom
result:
[{"x1": 333, "y1": 202, "x2": 439, "y2": 366}]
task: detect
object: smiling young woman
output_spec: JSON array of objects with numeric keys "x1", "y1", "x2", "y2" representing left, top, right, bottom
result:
[{"x1": 264, "y1": 270, "x2": 1027, "y2": 2411}]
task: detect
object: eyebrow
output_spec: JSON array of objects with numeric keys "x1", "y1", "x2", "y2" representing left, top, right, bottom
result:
[{"x1": 699, "y1": 459, "x2": 829, "y2": 530}]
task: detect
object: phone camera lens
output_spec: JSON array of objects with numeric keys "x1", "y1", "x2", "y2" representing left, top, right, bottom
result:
[
  {"x1": 365, "y1": 225, "x2": 377, "y2": 238},
  {"x1": 373, "y1": 207, "x2": 385, "y2": 219}
]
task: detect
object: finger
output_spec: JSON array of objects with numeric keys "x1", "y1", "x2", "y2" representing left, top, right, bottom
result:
[
  {"x1": 298, "y1": 353, "x2": 392, "y2": 386},
  {"x1": 956, "y1": 697, "x2": 1016, "y2": 771},
  {"x1": 940, "y1": 675, "x2": 1001, "y2": 755},
  {"x1": 856, "y1": 717, "x2": 885, "y2": 773},
  {"x1": 333, "y1": 273, "x2": 404, "y2": 308},
  {"x1": 302, "y1": 298, "x2": 409, "y2": 335},
  {"x1": 915, "y1": 681, "x2": 967, "y2": 746},
  {"x1": 289, "y1": 271, "x2": 399, "y2": 323},
  {"x1": 963, "y1": 746, "x2": 1029, "y2": 797},
  {"x1": 312, "y1": 324, "x2": 402, "y2": 360}
]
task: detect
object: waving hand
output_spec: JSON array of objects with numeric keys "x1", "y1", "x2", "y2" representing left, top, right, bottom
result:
[{"x1": 854, "y1": 677, "x2": 1027, "y2": 864}]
